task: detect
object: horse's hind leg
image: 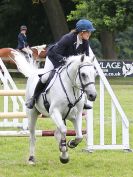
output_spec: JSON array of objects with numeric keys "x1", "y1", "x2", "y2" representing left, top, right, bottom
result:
[{"x1": 27, "y1": 108, "x2": 38, "y2": 165}]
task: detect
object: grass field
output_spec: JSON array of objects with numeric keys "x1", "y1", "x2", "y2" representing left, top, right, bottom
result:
[{"x1": 0, "y1": 77, "x2": 133, "y2": 177}]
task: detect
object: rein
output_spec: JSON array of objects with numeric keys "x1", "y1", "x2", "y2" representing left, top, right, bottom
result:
[
  {"x1": 59, "y1": 62, "x2": 95, "y2": 124},
  {"x1": 59, "y1": 71, "x2": 84, "y2": 124}
]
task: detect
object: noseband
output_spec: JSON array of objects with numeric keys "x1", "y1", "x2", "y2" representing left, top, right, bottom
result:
[{"x1": 77, "y1": 64, "x2": 95, "y2": 91}]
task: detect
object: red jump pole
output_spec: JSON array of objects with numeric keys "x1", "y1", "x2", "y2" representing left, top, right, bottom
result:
[{"x1": 41, "y1": 130, "x2": 86, "y2": 136}]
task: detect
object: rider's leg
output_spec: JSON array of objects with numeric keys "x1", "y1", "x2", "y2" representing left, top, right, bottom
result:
[
  {"x1": 26, "y1": 57, "x2": 54, "y2": 109},
  {"x1": 25, "y1": 79, "x2": 45, "y2": 109},
  {"x1": 22, "y1": 47, "x2": 33, "y2": 63}
]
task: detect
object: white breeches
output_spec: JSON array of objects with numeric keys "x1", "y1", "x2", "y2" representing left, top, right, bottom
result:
[{"x1": 41, "y1": 57, "x2": 54, "y2": 83}]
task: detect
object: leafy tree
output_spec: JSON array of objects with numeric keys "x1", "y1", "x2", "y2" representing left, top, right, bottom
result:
[
  {"x1": 67, "y1": 0, "x2": 133, "y2": 59},
  {"x1": 116, "y1": 27, "x2": 133, "y2": 59}
]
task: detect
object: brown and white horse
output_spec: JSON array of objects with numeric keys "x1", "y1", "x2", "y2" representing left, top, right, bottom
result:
[
  {"x1": 0, "y1": 44, "x2": 47, "y2": 65},
  {"x1": 31, "y1": 44, "x2": 47, "y2": 60}
]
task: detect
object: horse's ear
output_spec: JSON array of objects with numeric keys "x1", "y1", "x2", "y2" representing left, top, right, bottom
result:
[{"x1": 81, "y1": 54, "x2": 85, "y2": 62}]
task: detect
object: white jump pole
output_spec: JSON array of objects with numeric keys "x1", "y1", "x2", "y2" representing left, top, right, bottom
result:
[
  {"x1": 0, "y1": 90, "x2": 25, "y2": 96},
  {"x1": 0, "y1": 112, "x2": 27, "y2": 118}
]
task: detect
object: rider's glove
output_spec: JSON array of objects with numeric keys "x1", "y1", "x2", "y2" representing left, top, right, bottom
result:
[
  {"x1": 59, "y1": 57, "x2": 67, "y2": 65},
  {"x1": 62, "y1": 57, "x2": 67, "y2": 64}
]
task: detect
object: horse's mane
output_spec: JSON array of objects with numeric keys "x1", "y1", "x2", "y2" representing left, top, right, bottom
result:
[{"x1": 65, "y1": 54, "x2": 92, "y2": 66}]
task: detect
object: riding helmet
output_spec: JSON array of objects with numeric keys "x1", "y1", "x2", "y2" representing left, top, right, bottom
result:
[
  {"x1": 20, "y1": 25, "x2": 27, "y2": 31},
  {"x1": 76, "y1": 19, "x2": 96, "y2": 32}
]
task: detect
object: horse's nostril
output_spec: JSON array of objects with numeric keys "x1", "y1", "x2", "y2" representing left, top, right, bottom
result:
[
  {"x1": 89, "y1": 94, "x2": 93, "y2": 98},
  {"x1": 89, "y1": 93, "x2": 97, "y2": 101}
]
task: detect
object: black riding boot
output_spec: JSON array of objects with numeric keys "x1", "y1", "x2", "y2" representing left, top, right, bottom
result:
[
  {"x1": 26, "y1": 79, "x2": 45, "y2": 109},
  {"x1": 83, "y1": 103, "x2": 92, "y2": 109}
]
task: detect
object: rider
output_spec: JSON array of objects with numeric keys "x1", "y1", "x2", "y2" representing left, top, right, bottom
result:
[
  {"x1": 26, "y1": 19, "x2": 96, "y2": 109},
  {"x1": 17, "y1": 25, "x2": 32, "y2": 57}
]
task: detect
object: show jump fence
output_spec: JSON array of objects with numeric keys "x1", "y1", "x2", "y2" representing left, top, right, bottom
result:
[
  {"x1": 0, "y1": 57, "x2": 130, "y2": 151},
  {"x1": 84, "y1": 57, "x2": 130, "y2": 151},
  {"x1": 0, "y1": 58, "x2": 27, "y2": 130}
]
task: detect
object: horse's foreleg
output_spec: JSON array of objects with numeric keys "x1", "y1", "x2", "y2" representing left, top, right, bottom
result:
[
  {"x1": 68, "y1": 112, "x2": 83, "y2": 148},
  {"x1": 50, "y1": 109, "x2": 69, "y2": 163},
  {"x1": 50, "y1": 108, "x2": 67, "y2": 139},
  {"x1": 28, "y1": 109, "x2": 38, "y2": 165}
]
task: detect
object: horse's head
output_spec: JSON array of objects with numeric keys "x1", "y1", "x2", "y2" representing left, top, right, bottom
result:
[
  {"x1": 78, "y1": 55, "x2": 97, "y2": 101},
  {"x1": 31, "y1": 44, "x2": 47, "y2": 59},
  {"x1": 66, "y1": 54, "x2": 97, "y2": 101}
]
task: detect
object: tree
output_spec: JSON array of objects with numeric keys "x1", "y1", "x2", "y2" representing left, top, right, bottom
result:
[
  {"x1": 0, "y1": 0, "x2": 53, "y2": 47},
  {"x1": 40, "y1": 0, "x2": 69, "y2": 41},
  {"x1": 67, "y1": 0, "x2": 133, "y2": 59},
  {"x1": 116, "y1": 26, "x2": 133, "y2": 59}
]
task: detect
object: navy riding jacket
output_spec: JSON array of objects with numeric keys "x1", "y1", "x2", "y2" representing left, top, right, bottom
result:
[
  {"x1": 47, "y1": 32, "x2": 90, "y2": 68},
  {"x1": 17, "y1": 33, "x2": 28, "y2": 49}
]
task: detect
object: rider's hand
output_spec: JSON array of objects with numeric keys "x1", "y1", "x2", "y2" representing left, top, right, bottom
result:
[
  {"x1": 59, "y1": 57, "x2": 67, "y2": 65},
  {"x1": 62, "y1": 57, "x2": 67, "y2": 64}
]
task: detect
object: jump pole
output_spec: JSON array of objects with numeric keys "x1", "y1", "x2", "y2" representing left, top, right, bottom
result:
[
  {"x1": 0, "y1": 130, "x2": 86, "y2": 137},
  {"x1": 0, "y1": 90, "x2": 25, "y2": 96},
  {"x1": 0, "y1": 112, "x2": 27, "y2": 118}
]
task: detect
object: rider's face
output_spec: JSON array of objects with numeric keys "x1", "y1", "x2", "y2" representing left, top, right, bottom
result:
[
  {"x1": 21, "y1": 30, "x2": 27, "y2": 34},
  {"x1": 80, "y1": 31, "x2": 91, "y2": 40}
]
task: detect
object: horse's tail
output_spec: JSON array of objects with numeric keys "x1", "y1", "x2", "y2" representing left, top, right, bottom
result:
[{"x1": 11, "y1": 50, "x2": 36, "y2": 77}]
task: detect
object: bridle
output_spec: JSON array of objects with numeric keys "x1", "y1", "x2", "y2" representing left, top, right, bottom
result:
[
  {"x1": 58, "y1": 62, "x2": 95, "y2": 123},
  {"x1": 77, "y1": 64, "x2": 95, "y2": 91}
]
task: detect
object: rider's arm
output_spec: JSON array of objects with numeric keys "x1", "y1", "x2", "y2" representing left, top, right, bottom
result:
[
  {"x1": 18, "y1": 34, "x2": 26, "y2": 48},
  {"x1": 48, "y1": 33, "x2": 71, "y2": 61}
]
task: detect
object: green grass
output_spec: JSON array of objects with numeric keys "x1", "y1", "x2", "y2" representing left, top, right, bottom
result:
[{"x1": 0, "y1": 77, "x2": 133, "y2": 177}]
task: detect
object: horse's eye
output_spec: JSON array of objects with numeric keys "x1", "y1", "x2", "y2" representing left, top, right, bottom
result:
[{"x1": 81, "y1": 73, "x2": 86, "y2": 79}]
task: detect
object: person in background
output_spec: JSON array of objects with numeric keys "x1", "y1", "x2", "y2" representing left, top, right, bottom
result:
[
  {"x1": 26, "y1": 19, "x2": 96, "y2": 109},
  {"x1": 17, "y1": 25, "x2": 32, "y2": 58}
]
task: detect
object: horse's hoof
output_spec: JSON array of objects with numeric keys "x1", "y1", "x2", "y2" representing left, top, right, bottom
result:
[
  {"x1": 67, "y1": 140, "x2": 77, "y2": 148},
  {"x1": 28, "y1": 160, "x2": 35, "y2": 165},
  {"x1": 59, "y1": 156, "x2": 69, "y2": 164},
  {"x1": 28, "y1": 156, "x2": 35, "y2": 165}
]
